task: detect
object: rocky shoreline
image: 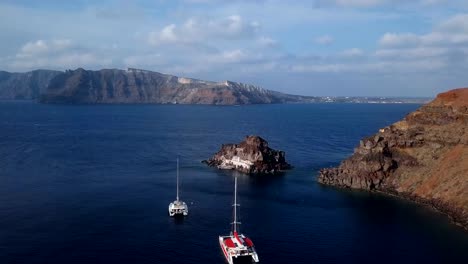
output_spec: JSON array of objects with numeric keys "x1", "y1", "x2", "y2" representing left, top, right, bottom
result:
[
  {"x1": 318, "y1": 88, "x2": 468, "y2": 230},
  {"x1": 203, "y1": 135, "x2": 291, "y2": 175}
]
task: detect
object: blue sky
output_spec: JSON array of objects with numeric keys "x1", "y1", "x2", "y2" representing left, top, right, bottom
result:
[{"x1": 1, "y1": 0, "x2": 468, "y2": 97}]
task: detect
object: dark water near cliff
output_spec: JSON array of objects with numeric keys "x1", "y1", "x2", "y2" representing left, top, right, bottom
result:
[{"x1": 0, "y1": 102, "x2": 467, "y2": 264}]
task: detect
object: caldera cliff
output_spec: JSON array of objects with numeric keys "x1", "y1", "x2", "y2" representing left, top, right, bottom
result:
[
  {"x1": 39, "y1": 68, "x2": 315, "y2": 105},
  {"x1": 318, "y1": 88, "x2": 468, "y2": 229},
  {"x1": 203, "y1": 136, "x2": 291, "y2": 174}
]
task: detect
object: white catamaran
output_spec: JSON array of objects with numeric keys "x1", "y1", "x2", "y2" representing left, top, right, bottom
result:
[
  {"x1": 168, "y1": 157, "x2": 188, "y2": 217},
  {"x1": 219, "y1": 177, "x2": 259, "y2": 264}
]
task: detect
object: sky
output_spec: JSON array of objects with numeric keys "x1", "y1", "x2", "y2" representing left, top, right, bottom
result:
[{"x1": 1, "y1": 0, "x2": 468, "y2": 97}]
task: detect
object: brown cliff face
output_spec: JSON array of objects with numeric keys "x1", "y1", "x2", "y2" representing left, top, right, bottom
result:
[
  {"x1": 203, "y1": 136, "x2": 292, "y2": 174},
  {"x1": 318, "y1": 88, "x2": 468, "y2": 229},
  {"x1": 39, "y1": 68, "x2": 313, "y2": 105}
]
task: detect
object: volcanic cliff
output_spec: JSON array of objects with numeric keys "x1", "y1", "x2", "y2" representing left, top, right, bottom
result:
[
  {"x1": 1, "y1": 68, "x2": 429, "y2": 104},
  {"x1": 318, "y1": 88, "x2": 468, "y2": 229},
  {"x1": 203, "y1": 136, "x2": 291, "y2": 174},
  {"x1": 0, "y1": 70, "x2": 61, "y2": 100},
  {"x1": 38, "y1": 68, "x2": 315, "y2": 105}
]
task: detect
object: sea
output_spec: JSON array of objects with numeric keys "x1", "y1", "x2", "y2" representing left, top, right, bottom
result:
[{"x1": 0, "y1": 101, "x2": 467, "y2": 264}]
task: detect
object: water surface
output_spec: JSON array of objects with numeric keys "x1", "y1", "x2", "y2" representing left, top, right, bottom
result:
[{"x1": 0, "y1": 102, "x2": 467, "y2": 263}]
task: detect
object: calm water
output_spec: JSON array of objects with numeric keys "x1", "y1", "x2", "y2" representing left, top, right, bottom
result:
[{"x1": 0, "y1": 102, "x2": 467, "y2": 264}]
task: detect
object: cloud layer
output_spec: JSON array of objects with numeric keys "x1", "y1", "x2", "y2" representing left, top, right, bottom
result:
[{"x1": 1, "y1": 0, "x2": 468, "y2": 96}]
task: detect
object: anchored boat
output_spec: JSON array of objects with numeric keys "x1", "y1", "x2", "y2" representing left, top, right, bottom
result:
[
  {"x1": 168, "y1": 157, "x2": 188, "y2": 217},
  {"x1": 219, "y1": 177, "x2": 259, "y2": 264}
]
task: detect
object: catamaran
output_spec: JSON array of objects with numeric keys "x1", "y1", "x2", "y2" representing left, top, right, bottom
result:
[
  {"x1": 168, "y1": 157, "x2": 188, "y2": 217},
  {"x1": 219, "y1": 177, "x2": 259, "y2": 264}
]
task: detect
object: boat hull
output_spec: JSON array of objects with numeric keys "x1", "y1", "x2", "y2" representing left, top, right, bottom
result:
[
  {"x1": 168, "y1": 201, "x2": 188, "y2": 217},
  {"x1": 219, "y1": 236, "x2": 258, "y2": 264},
  {"x1": 219, "y1": 236, "x2": 234, "y2": 264}
]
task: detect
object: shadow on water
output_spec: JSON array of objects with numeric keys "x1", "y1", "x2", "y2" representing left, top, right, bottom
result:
[
  {"x1": 232, "y1": 256, "x2": 255, "y2": 264},
  {"x1": 171, "y1": 215, "x2": 187, "y2": 225}
]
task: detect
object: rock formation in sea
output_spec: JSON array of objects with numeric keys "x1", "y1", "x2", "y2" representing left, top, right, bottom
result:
[
  {"x1": 203, "y1": 135, "x2": 292, "y2": 174},
  {"x1": 318, "y1": 88, "x2": 468, "y2": 229}
]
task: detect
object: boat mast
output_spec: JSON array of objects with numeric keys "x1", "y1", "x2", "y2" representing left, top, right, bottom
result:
[
  {"x1": 176, "y1": 157, "x2": 179, "y2": 202},
  {"x1": 232, "y1": 176, "x2": 240, "y2": 233}
]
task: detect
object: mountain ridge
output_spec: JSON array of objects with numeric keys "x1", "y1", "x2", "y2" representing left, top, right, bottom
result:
[
  {"x1": 40, "y1": 67, "x2": 306, "y2": 104},
  {"x1": 0, "y1": 69, "x2": 61, "y2": 100},
  {"x1": 0, "y1": 68, "x2": 429, "y2": 105}
]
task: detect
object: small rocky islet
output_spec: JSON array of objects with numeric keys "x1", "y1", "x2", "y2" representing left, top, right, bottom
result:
[
  {"x1": 318, "y1": 88, "x2": 468, "y2": 230},
  {"x1": 203, "y1": 135, "x2": 291, "y2": 175}
]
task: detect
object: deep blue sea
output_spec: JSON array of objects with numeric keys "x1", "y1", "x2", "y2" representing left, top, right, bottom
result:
[{"x1": 0, "y1": 102, "x2": 467, "y2": 264}]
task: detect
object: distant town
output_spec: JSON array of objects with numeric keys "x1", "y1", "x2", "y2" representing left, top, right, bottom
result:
[{"x1": 314, "y1": 96, "x2": 429, "y2": 104}]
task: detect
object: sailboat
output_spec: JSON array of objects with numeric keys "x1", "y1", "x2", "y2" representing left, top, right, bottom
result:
[
  {"x1": 168, "y1": 157, "x2": 188, "y2": 217},
  {"x1": 219, "y1": 177, "x2": 259, "y2": 264}
]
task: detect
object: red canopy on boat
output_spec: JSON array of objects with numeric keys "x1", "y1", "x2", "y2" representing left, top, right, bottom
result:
[
  {"x1": 234, "y1": 232, "x2": 242, "y2": 243},
  {"x1": 224, "y1": 238, "x2": 236, "y2": 248},
  {"x1": 244, "y1": 237, "x2": 254, "y2": 247}
]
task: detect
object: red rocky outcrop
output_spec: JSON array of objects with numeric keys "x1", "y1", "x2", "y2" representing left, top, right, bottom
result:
[
  {"x1": 203, "y1": 136, "x2": 291, "y2": 174},
  {"x1": 318, "y1": 88, "x2": 468, "y2": 230}
]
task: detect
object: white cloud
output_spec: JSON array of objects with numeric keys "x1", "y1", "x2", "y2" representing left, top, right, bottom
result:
[
  {"x1": 317, "y1": 0, "x2": 466, "y2": 8},
  {"x1": 257, "y1": 36, "x2": 277, "y2": 47},
  {"x1": 379, "y1": 31, "x2": 468, "y2": 47},
  {"x1": 379, "y1": 33, "x2": 419, "y2": 47},
  {"x1": 17, "y1": 39, "x2": 73, "y2": 58},
  {"x1": 315, "y1": 35, "x2": 334, "y2": 45},
  {"x1": 285, "y1": 14, "x2": 468, "y2": 75},
  {"x1": 6, "y1": 39, "x2": 112, "y2": 71},
  {"x1": 205, "y1": 49, "x2": 269, "y2": 65},
  {"x1": 437, "y1": 13, "x2": 468, "y2": 33},
  {"x1": 375, "y1": 47, "x2": 448, "y2": 58},
  {"x1": 123, "y1": 53, "x2": 164, "y2": 67},
  {"x1": 1, "y1": 1, "x2": 468, "y2": 96},
  {"x1": 326, "y1": 0, "x2": 387, "y2": 7},
  {"x1": 291, "y1": 63, "x2": 349, "y2": 73},
  {"x1": 289, "y1": 58, "x2": 447, "y2": 74},
  {"x1": 148, "y1": 15, "x2": 260, "y2": 46},
  {"x1": 148, "y1": 24, "x2": 179, "y2": 45},
  {"x1": 10, "y1": 53, "x2": 111, "y2": 70},
  {"x1": 379, "y1": 14, "x2": 468, "y2": 47},
  {"x1": 223, "y1": 15, "x2": 259, "y2": 37},
  {"x1": 19, "y1": 40, "x2": 49, "y2": 55},
  {"x1": 340, "y1": 48, "x2": 364, "y2": 57},
  {"x1": 419, "y1": 0, "x2": 447, "y2": 5},
  {"x1": 218, "y1": 49, "x2": 246, "y2": 63},
  {"x1": 160, "y1": 24, "x2": 178, "y2": 42}
]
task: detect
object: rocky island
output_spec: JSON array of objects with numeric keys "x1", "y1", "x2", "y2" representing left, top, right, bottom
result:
[
  {"x1": 318, "y1": 88, "x2": 468, "y2": 230},
  {"x1": 203, "y1": 136, "x2": 291, "y2": 174}
]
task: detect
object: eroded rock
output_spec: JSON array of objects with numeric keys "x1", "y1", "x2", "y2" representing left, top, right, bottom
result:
[
  {"x1": 203, "y1": 135, "x2": 291, "y2": 174},
  {"x1": 318, "y1": 88, "x2": 468, "y2": 230}
]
